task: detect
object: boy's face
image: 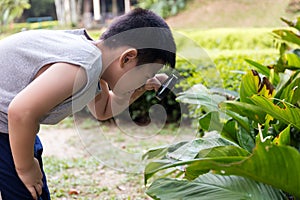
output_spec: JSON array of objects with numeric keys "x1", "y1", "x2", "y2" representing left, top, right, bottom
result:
[{"x1": 113, "y1": 62, "x2": 163, "y2": 96}]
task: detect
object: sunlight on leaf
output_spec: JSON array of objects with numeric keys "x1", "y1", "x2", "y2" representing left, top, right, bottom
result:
[{"x1": 147, "y1": 173, "x2": 285, "y2": 200}]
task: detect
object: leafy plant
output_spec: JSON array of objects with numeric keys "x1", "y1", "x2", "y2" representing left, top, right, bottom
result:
[
  {"x1": 143, "y1": 17, "x2": 300, "y2": 199},
  {"x1": 138, "y1": 0, "x2": 187, "y2": 19},
  {"x1": 0, "y1": 0, "x2": 30, "y2": 32}
]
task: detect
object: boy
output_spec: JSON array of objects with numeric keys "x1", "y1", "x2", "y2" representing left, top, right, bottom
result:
[{"x1": 0, "y1": 8, "x2": 176, "y2": 200}]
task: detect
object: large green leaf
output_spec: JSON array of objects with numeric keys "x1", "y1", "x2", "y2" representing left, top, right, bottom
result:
[
  {"x1": 275, "y1": 70, "x2": 300, "y2": 100},
  {"x1": 236, "y1": 125, "x2": 255, "y2": 152},
  {"x1": 142, "y1": 141, "x2": 188, "y2": 160},
  {"x1": 251, "y1": 95, "x2": 300, "y2": 130},
  {"x1": 278, "y1": 77, "x2": 300, "y2": 105},
  {"x1": 198, "y1": 111, "x2": 223, "y2": 133},
  {"x1": 220, "y1": 119, "x2": 238, "y2": 143},
  {"x1": 240, "y1": 70, "x2": 275, "y2": 104},
  {"x1": 219, "y1": 101, "x2": 266, "y2": 123},
  {"x1": 273, "y1": 124, "x2": 291, "y2": 146},
  {"x1": 146, "y1": 173, "x2": 285, "y2": 200},
  {"x1": 221, "y1": 109, "x2": 251, "y2": 133},
  {"x1": 199, "y1": 112, "x2": 241, "y2": 143},
  {"x1": 176, "y1": 84, "x2": 226, "y2": 112},
  {"x1": 186, "y1": 143, "x2": 300, "y2": 197},
  {"x1": 281, "y1": 17, "x2": 300, "y2": 31},
  {"x1": 167, "y1": 137, "x2": 239, "y2": 162},
  {"x1": 240, "y1": 70, "x2": 261, "y2": 104},
  {"x1": 285, "y1": 52, "x2": 300, "y2": 69},
  {"x1": 144, "y1": 137, "x2": 239, "y2": 184},
  {"x1": 273, "y1": 29, "x2": 300, "y2": 46},
  {"x1": 245, "y1": 59, "x2": 279, "y2": 86}
]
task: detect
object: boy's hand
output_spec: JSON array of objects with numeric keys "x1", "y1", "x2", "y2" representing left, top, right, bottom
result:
[
  {"x1": 144, "y1": 73, "x2": 168, "y2": 91},
  {"x1": 16, "y1": 158, "x2": 43, "y2": 200}
]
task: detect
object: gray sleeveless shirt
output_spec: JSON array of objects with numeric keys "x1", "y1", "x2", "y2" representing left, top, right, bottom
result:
[{"x1": 0, "y1": 29, "x2": 102, "y2": 133}]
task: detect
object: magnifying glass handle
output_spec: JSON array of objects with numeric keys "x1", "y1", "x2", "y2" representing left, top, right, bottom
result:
[{"x1": 156, "y1": 74, "x2": 178, "y2": 101}]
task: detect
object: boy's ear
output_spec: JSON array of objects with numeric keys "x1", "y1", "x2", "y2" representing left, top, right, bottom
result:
[{"x1": 119, "y1": 48, "x2": 138, "y2": 68}]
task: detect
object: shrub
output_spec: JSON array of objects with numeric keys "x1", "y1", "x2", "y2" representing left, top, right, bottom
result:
[
  {"x1": 177, "y1": 28, "x2": 276, "y2": 50},
  {"x1": 143, "y1": 17, "x2": 300, "y2": 199},
  {"x1": 138, "y1": 0, "x2": 188, "y2": 19}
]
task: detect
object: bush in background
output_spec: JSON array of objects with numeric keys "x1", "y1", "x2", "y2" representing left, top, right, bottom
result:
[
  {"x1": 138, "y1": 0, "x2": 188, "y2": 19},
  {"x1": 129, "y1": 28, "x2": 278, "y2": 124}
]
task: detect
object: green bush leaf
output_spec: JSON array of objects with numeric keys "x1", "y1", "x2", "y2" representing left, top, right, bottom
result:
[
  {"x1": 146, "y1": 173, "x2": 285, "y2": 200},
  {"x1": 273, "y1": 29, "x2": 300, "y2": 46},
  {"x1": 198, "y1": 111, "x2": 223, "y2": 132},
  {"x1": 142, "y1": 141, "x2": 188, "y2": 160},
  {"x1": 245, "y1": 59, "x2": 280, "y2": 85},
  {"x1": 144, "y1": 137, "x2": 239, "y2": 184},
  {"x1": 186, "y1": 143, "x2": 300, "y2": 197},
  {"x1": 240, "y1": 70, "x2": 261, "y2": 104},
  {"x1": 281, "y1": 17, "x2": 300, "y2": 31},
  {"x1": 251, "y1": 95, "x2": 300, "y2": 130},
  {"x1": 236, "y1": 125, "x2": 255, "y2": 152},
  {"x1": 240, "y1": 70, "x2": 275, "y2": 104},
  {"x1": 176, "y1": 84, "x2": 226, "y2": 112},
  {"x1": 273, "y1": 124, "x2": 291, "y2": 146},
  {"x1": 285, "y1": 52, "x2": 300, "y2": 69},
  {"x1": 278, "y1": 77, "x2": 300, "y2": 105},
  {"x1": 219, "y1": 101, "x2": 266, "y2": 123}
]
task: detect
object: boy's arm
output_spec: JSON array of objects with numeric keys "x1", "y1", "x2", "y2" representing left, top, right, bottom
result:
[
  {"x1": 8, "y1": 63, "x2": 87, "y2": 199},
  {"x1": 88, "y1": 74, "x2": 167, "y2": 120}
]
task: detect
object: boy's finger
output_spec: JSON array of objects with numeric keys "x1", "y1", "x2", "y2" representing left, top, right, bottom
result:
[
  {"x1": 144, "y1": 80, "x2": 160, "y2": 91},
  {"x1": 155, "y1": 73, "x2": 168, "y2": 83},
  {"x1": 34, "y1": 183, "x2": 43, "y2": 196},
  {"x1": 28, "y1": 186, "x2": 37, "y2": 200}
]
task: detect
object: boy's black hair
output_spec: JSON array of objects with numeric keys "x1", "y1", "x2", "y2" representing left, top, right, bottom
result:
[{"x1": 100, "y1": 8, "x2": 176, "y2": 68}]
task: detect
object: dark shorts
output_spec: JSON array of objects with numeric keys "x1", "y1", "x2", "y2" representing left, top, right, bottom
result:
[{"x1": 0, "y1": 132, "x2": 50, "y2": 200}]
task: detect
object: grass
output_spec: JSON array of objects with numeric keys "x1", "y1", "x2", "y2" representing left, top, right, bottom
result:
[
  {"x1": 41, "y1": 117, "x2": 196, "y2": 199},
  {"x1": 44, "y1": 156, "x2": 149, "y2": 200}
]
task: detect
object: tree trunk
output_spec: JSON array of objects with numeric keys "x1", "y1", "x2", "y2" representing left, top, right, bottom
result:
[
  {"x1": 124, "y1": 0, "x2": 130, "y2": 13},
  {"x1": 93, "y1": 0, "x2": 101, "y2": 21},
  {"x1": 112, "y1": 0, "x2": 117, "y2": 16},
  {"x1": 64, "y1": 0, "x2": 71, "y2": 25},
  {"x1": 83, "y1": 0, "x2": 92, "y2": 28},
  {"x1": 70, "y1": 0, "x2": 77, "y2": 25},
  {"x1": 54, "y1": 0, "x2": 64, "y2": 25}
]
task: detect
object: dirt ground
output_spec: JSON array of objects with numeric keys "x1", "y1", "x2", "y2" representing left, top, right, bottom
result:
[
  {"x1": 38, "y1": 125, "x2": 152, "y2": 199},
  {"x1": 39, "y1": 127, "x2": 87, "y2": 159},
  {"x1": 38, "y1": 122, "x2": 195, "y2": 200}
]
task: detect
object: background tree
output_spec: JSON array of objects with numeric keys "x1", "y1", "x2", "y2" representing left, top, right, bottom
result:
[
  {"x1": 22, "y1": 0, "x2": 57, "y2": 20},
  {"x1": 0, "y1": 0, "x2": 31, "y2": 32},
  {"x1": 54, "y1": 0, "x2": 78, "y2": 26}
]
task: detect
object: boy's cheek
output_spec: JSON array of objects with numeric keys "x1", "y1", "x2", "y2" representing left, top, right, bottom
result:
[{"x1": 113, "y1": 72, "x2": 147, "y2": 95}]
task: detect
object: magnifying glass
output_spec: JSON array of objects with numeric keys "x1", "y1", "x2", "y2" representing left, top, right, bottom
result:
[{"x1": 156, "y1": 74, "x2": 178, "y2": 101}]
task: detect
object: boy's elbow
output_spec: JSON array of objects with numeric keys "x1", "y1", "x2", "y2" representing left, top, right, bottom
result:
[{"x1": 8, "y1": 103, "x2": 37, "y2": 125}]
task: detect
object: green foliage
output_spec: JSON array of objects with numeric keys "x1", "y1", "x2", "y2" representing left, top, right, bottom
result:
[
  {"x1": 25, "y1": 0, "x2": 55, "y2": 17},
  {"x1": 143, "y1": 16, "x2": 300, "y2": 199},
  {"x1": 0, "y1": 21, "x2": 58, "y2": 34},
  {"x1": 0, "y1": 0, "x2": 30, "y2": 32},
  {"x1": 147, "y1": 173, "x2": 286, "y2": 200},
  {"x1": 130, "y1": 28, "x2": 278, "y2": 124},
  {"x1": 138, "y1": 0, "x2": 187, "y2": 19},
  {"x1": 179, "y1": 28, "x2": 275, "y2": 50}
]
